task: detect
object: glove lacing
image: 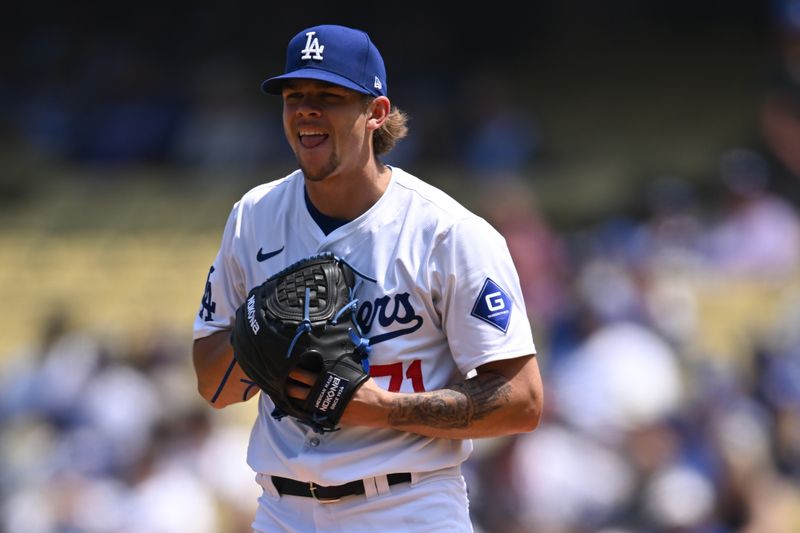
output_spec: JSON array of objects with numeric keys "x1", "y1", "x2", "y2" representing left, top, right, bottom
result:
[
  {"x1": 271, "y1": 286, "x2": 372, "y2": 426},
  {"x1": 285, "y1": 287, "x2": 313, "y2": 359}
]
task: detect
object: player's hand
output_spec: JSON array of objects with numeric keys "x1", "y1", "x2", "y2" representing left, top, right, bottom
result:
[{"x1": 287, "y1": 368, "x2": 388, "y2": 428}]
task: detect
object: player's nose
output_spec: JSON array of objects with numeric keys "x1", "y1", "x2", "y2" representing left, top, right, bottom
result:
[{"x1": 294, "y1": 98, "x2": 323, "y2": 117}]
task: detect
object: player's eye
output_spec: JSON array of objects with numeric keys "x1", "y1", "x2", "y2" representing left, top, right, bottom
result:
[{"x1": 321, "y1": 92, "x2": 343, "y2": 100}]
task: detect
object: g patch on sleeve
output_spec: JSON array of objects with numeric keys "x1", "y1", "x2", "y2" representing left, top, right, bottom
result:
[{"x1": 471, "y1": 278, "x2": 513, "y2": 333}]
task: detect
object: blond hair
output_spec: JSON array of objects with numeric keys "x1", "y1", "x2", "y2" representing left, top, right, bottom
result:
[
  {"x1": 374, "y1": 106, "x2": 408, "y2": 156},
  {"x1": 359, "y1": 95, "x2": 409, "y2": 156}
]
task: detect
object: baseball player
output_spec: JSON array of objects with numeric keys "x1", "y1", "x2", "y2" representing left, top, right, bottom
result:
[{"x1": 192, "y1": 24, "x2": 544, "y2": 532}]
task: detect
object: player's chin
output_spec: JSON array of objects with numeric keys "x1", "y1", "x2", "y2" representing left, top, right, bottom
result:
[
  {"x1": 299, "y1": 165, "x2": 329, "y2": 183},
  {"x1": 299, "y1": 156, "x2": 339, "y2": 183}
]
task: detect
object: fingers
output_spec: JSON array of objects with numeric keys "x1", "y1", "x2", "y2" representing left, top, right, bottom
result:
[
  {"x1": 285, "y1": 368, "x2": 317, "y2": 400},
  {"x1": 286, "y1": 382, "x2": 309, "y2": 400},
  {"x1": 289, "y1": 368, "x2": 317, "y2": 385}
]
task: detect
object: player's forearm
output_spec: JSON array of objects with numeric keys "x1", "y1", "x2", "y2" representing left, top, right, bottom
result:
[
  {"x1": 345, "y1": 356, "x2": 543, "y2": 439},
  {"x1": 387, "y1": 373, "x2": 539, "y2": 439},
  {"x1": 193, "y1": 331, "x2": 258, "y2": 408}
]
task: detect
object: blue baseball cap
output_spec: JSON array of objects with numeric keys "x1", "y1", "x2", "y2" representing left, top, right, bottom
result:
[{"x1": 261, "y1": 24, "x2": 387, "y2": 97}]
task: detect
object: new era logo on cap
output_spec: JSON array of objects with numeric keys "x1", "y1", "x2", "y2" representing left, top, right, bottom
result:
[{"x1": 262, "y1": 24, "x2": 387, "y2": 97}]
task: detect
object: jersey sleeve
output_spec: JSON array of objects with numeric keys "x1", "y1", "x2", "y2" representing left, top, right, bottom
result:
[
  {"x1": 432, "y1": 216, "x2": 536, "y2": 375},
  {"x1": 192, "y1": 203, "x2": 247, "y2": 340}
]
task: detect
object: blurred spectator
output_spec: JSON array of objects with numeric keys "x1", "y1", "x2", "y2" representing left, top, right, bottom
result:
[
  {"x1": 550, "y1": 317, "x2": 684, "y2": 442},
  {"x1": 752, "y1": 292, "x2": 800, "y2": 482},
  {"x1": 706, "y1": 147, "x2": 800, "y2": 280},
  {"x1": 642, "y1": 462, "x2": 718, "y2": 530},
  {"x1": 634, "y1": 175, "x2": 707, "y2": 272},
  {"x1": 508, "y1": 421, "x2": 636, "y2": 532},
  {"x1": 631, "y1": 176, "x2": 706, "y2": 347},
  {"x1": 0, "y1": 328, "x2": 102, "y2": 427}
]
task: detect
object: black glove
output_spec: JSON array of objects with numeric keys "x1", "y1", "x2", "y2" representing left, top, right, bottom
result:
[{"x1": 231, "y1": 253, "x2": 371, "y2": 433}]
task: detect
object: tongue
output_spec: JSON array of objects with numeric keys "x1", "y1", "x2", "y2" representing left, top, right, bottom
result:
[{"x1": 300, "y1": 134, "x2": 327, "y2": 149}]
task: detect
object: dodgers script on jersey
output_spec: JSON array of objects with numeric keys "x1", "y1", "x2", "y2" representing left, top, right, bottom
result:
[{"x1": 193, "y1": 167, "x2": 537, "y2": 485}]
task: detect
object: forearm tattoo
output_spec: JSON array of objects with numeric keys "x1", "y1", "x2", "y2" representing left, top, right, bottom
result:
[{"x1": 387, "y1": 373, "x2": 512, "y2": 429}]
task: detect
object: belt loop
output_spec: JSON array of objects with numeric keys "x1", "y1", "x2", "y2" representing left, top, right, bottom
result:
[
  {"x1": 374, "y1": 474, "x2": 391, "y2": 496},
  {"x1": 258, "y1": 473, "x2": 281, "y2": 500},
  {"x1": 362, "y1": 476, "x2": 379, "y2": 499}
]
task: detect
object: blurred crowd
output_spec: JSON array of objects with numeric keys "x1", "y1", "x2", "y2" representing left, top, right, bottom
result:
[
  {"x1": 2, "y1": 145, "x2": 799, "y2": 532},
  {"x1": 0, "y1": 322, "x2": 259, "y2": 533},
  {"x1": 4, "y1": 2, "x2": 800, "y2": 532}
]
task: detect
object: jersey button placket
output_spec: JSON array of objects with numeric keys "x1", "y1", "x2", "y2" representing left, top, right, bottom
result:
[{"x1": 308, "y1": 437, "x2": 321, "y2": 447}]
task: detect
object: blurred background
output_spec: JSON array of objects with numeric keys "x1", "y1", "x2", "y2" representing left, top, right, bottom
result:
[{"x1": 2, "y1": 1, "x2": 800, "y2": 531}]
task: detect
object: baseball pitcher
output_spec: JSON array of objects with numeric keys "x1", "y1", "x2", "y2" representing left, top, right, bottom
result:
[{"x1": 192, "y1": 24, "x2": 544, "y2": 533}]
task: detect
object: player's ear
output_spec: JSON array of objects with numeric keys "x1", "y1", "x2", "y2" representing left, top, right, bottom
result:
[{"x1": 366, "y1": 96, "x2": 390, "y2": 131}]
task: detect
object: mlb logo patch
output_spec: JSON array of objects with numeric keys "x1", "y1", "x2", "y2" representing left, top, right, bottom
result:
[{"x1": 471, "y1": 278, "x2": 513, "y2": 333}]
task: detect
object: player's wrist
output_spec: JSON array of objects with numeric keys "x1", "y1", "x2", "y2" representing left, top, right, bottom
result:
[{"x1": 341, "y1": 378, "x2": 393, "y2": 427}]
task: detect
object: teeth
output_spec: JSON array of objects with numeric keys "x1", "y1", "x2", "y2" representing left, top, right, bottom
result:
[{"x1": 299, "y1": 131, "x2": 324, "y2": 136}]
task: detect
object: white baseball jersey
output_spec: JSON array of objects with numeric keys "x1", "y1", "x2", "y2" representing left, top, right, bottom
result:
[{"x1": 193, "y1": 166, "x2": 536, "y2": 485}]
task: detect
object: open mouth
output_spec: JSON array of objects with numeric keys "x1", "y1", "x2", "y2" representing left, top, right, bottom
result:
[{"x1": 299, "y1": 131, "x2": 328, "y2": 149}]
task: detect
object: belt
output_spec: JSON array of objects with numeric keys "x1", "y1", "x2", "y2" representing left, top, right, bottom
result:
[{"x1": 271, "y1": 473, "x2": 412, "y2": 503}]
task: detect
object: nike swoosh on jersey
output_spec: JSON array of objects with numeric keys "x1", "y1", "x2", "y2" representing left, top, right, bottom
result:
[{"x1": 256, "y1": 246, "x2": 285, "y2": 262}]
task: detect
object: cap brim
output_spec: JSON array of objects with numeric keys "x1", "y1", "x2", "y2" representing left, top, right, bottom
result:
[{"x1": 261, "y1": 68, "x2": 372, "y2": 95}]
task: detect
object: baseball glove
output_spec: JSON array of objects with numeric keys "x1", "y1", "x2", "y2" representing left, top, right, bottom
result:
[{"x1": 231, "y1": 253, "x2": 371, "y2": 433}]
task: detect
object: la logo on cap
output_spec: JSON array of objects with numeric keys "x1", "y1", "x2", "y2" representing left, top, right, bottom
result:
[{"x1": 300, "y1": 31, "x2": 324, "y2": 60}]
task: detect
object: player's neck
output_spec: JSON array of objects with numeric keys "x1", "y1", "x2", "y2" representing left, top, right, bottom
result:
[{"x1": 304, "y1": 163, "x2": 391, "y2": 220}]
